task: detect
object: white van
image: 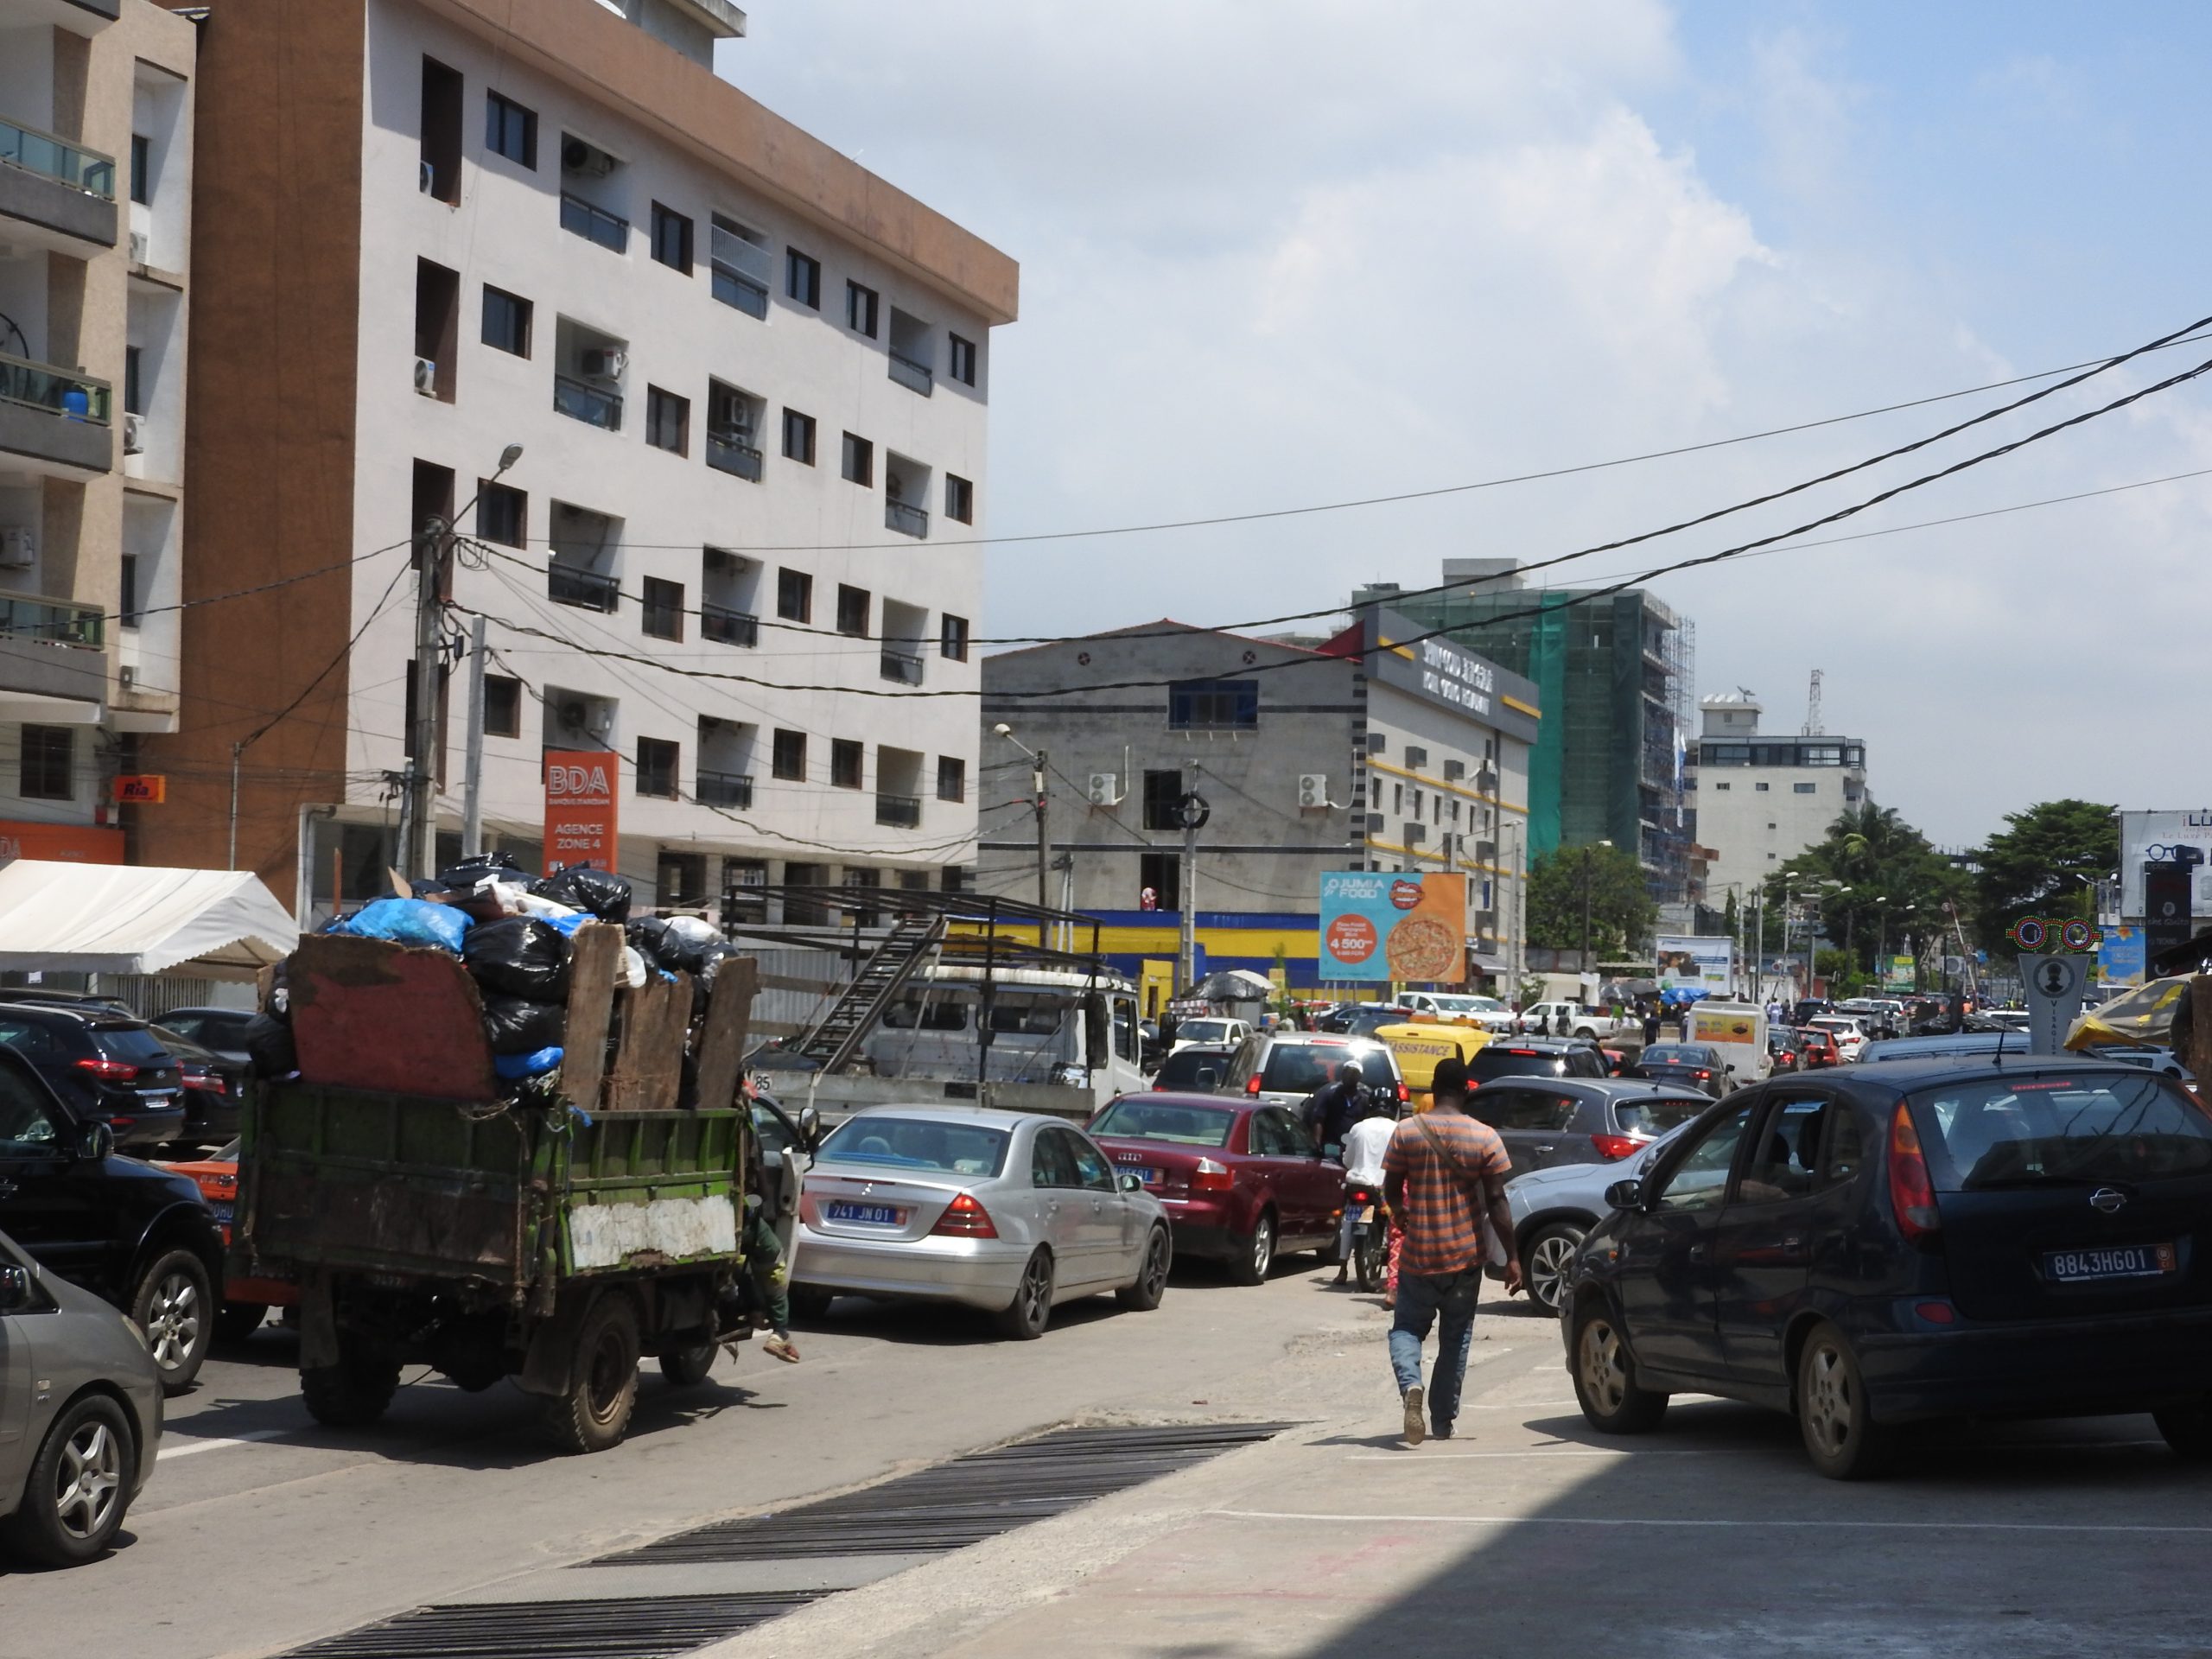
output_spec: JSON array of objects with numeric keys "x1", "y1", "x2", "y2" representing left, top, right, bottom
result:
[
  {"x1": 1682, "y1": 1001, "x2": 1770, "y2": 1088},
  {"x1": 858, "y1": 965, "x2": 1147, "y2": 1107}
]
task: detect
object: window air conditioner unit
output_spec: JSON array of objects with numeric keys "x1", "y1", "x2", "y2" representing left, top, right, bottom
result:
[
  {"x1": 1477, "y1": 765, "x2": 1499, "y2": 793},
  {"x1": 559, "y1": 699, "x2": 590, "y2": 731},
  {"x1": 1365, "y1": 812, "x2": 1384, "y2": 833},
  {"x1": 1297, "y1": 773, "x2": 1329, "y2": 810},
  {"x1": 1404, "y1": 824, "x2": 1427, "y2": 846},
  {"x1": 1443, "y1": 759, "x2": 1465, "y2": 782},
  {"x1": 561, "y1": 137, "x2": 616, "y2": 177},
  {"x1": 0, "y1": 529, "x2": 34, "y2": 569},
  {"x1": 418, "y1": 160, "x2": 435, "y2": 194},
  {"x1": 118, "y1": 664, "x2": 137, "y2": 690},
  {"x1": 1085, "y1": 772, "x2": 1122, "y2": 806},
  {"x1": 1404, "y1": 747, "x2": 1428, "y2": 770},
  {"x1": 412, "y1": 358, "x2": 437, "y2": 396},
  {"x1": 127, "y1": 230, "x2": 149, "y2": 264},
  {"x1": 1475, "y1": 838, "x2": 1498, "y2": 864},
  {"x1": 581, "y1": 347, "x2": 626, "y2": 379},
  {"x1": 123, "y1": 413, "x2": 145, "y2": 454},
  {"x1": 588, "y1": 709, "x2": 613, "y2": 738}
]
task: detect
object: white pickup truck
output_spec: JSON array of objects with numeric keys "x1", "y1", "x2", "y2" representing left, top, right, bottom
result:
[{"x1": 1516, "y1": 1001, "x2": 1636, "y2": 1041}]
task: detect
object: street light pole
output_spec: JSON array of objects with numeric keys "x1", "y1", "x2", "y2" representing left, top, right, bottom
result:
[
  {"x1": 1579, "y1": 839, "x2": 1611, "y2": 975},
  {"x1": 992, "y1": 723, "x2": 1052, "y2": 945}
]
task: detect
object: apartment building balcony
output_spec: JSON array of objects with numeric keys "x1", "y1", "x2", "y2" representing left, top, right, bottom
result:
[
  {"x1": 0, "y1": 117, "x2": 118, "y2": 250},
  {"x1": 696, "y1": 769, "x2": 753, "y2": 808},
  {"x1": 548, "y1": 563, "x2": 620, "y2": 612},
  {"x1": 874, "y1": 791, "x2": 922, "y2": 829},
  {"x1": 887, "y1": 347, "x2": 932, "y2": 397},
  {"x1": 0, "y1": 353, "x2": 111, "y2": 475},
  {"x1": 884, "y1": 499, "x2": 928, "y2": 539},
  {"x1": 558, "y1": 192, "x2": 627, "y2": 254},
  {"x1": 879, "y1": 646, "x2": 924, "y2": 686},
  {"x1": 0, "y1": 590, "x2": 103, "y2": 650},
  {"x1": 705, "y1": 430, "x2": 762, "y2": 481},
  {"x1": 701, "y1": 602, "x2": 757, "y2": 646},
  {"x1": 553, "y1": 372, "x2": 622, "y2": 431}
]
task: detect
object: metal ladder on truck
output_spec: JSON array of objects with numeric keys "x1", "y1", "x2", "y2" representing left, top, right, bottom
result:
[{"x1": 791, "y1": 912, "x2": 950, "y2": 1072}]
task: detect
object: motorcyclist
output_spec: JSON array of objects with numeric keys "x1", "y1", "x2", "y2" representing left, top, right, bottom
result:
[
  {"x1": 1301, "y1": 1058, "x2": 1366, "y2": 1160},
  {"x1": 1333, "y1": 1095, "x2": 1397, "y2": 1286}
]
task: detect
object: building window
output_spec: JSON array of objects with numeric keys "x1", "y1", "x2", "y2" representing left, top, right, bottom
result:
[
  {"x1": 830, "y1": 739, "x2": 863, "y2": 789},
  {"x1": 1139, "y1": 850, "x2": 1180, "y2": 911},
  {"x1": 846, "y1": 280, "x2": 878, "y2": 337},
  {"x1": 776, "y1": 569, "x2": 811, "y2": 623},
  {"x1": 19, "y1": 727, "x2": 71, "y2": 802},
  {"x1": 937, "y1": 755, "x2": 965, "y2": 803},
  {"x1": 1167, "y1": 678, "x2": 1258, "y2": 730},
  {"x1": 481, "y1": 285, "x2": 531, "y2": 357},
  {"x1": 477, "y1": 481, "x2": 526, "y2": 547},
  {"x1": 781, "y1": 407, "x2": 816, "y2": 465},
  {"x1": 645, "y1": 386, "x2": 689, "y2": 455},
  {"x1": 836, "y1": 584, "x2": 869, "y2": 637},
  {"x1": 420, "y1": 57, "x2": 462, "y2": 205},
  {"x1": 650, "y1": 202, "x2": 692, "y2": 273},
  {"x1": 1713, "y1": 780, "x2": 1731, "y2": 791},
  {"x1": 785, "y1": 248, "x2": 821, "y2": 307},
  {"x1": 949, "y1": 333, "x2": 976, "y2": 386},
  {"x1": 841, "y1": 432, "x2": 874, "y2": 487},
  {"x1": 123, "y1": 346, "x2": 143, "y2": 416},
  {"x1": 940, "y1": 613, "x2": 969, "y2": 661},
  {"x1": 642, "y1": 576, "x2": 684, "y2": 642},
  {"x1": 485, "y1": 673, "x2": 522, "y2": 738},
  {"x1": 1141, "y1": 769, "x2": 1182, "y2": 831},
  {"x1": 119, "y1": 555, "x2": 140, "y2": 629},
  {"x1": 1794, "y1": 781, "x2": 1817, "y2": 794},
  {"x1": 772, "y1": 728, "x2": 806, "y2": 781},
  {"x1": 636, "y1": 736, "x2": 679, "y2": 799},
  {"x1": 1755, "y1": 781, "x2": 1770, "y2": 792},
  {"x1": 485, "y1": 90, "x2": 537, "y2": 167},
  {"x1": 944, "y1": 474, "x2": 974, "y2": 524},
  {"x1": 130, "y1": 133, "x2": 151, "y2": 206},
  {"x1": 1393, "y1": 784, "x2": 1403, "y2": 814}
]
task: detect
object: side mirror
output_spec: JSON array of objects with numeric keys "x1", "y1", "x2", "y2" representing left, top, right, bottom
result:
[
  {"x1": 1119, "y1": 1173, "x2": 1145, "y2": 1193},
  {"x1": 0, "y1": 1263, "x2": 30, "y2": 1312},
  {"x1": 77, "y1": 1120, "x2": 114, "y2": 1161},
  {"x1": 1604, "y1": 1179, "x2": 1643, "y2": 1211},
  {"x1": 796, "y1": 1105, "x2": 823, "y2": 1152}
]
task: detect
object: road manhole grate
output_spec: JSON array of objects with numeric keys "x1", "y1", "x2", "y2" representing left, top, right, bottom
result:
[
  {"x1": 592, "y1": 1421, "x2": 1294, "y2": 1566},
  {"x1": 274, "y1": 1592, "x2": 828, "y2": 1659}
]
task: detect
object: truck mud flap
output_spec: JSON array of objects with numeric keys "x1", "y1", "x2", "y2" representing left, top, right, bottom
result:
[
  {"x1": 517, "y1": 1287, "x2": 604, "y2": 1399},
  {"x1": 298, "y1": 1273, "x2": 340, "y2": 1372}
]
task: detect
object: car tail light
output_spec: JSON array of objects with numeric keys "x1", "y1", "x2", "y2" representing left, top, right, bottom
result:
[
  {"x1": 1887, "y1": 1102, "x2": 1941, "y2": 1243},
  {"x1": 75, "y1": 1057, "x2": 139, "y2": 1082},
  {"x1": 1245, "y1": 1074, "x2": 1262, "y2": 1096},
  {"x1": 1694, "y1": 1070, "x2": 1711, "y2": 1081},
  {"x1": 1192, "y1": 1157, "x2": 1234, "y2": 1192},
  {"x1": 931, "y1": 1192, "x2": 999, "y2": 1238},
  {"x1": 1914, "y1": 1300, "x2": 1956, "y2": 1325},
  {"x1": 1396, "y1": 1079, "x2": 1410, "y2": 1103},
  {"x1": 1590, "y1": 1133, "x2": 1643, "y2": 1160}
]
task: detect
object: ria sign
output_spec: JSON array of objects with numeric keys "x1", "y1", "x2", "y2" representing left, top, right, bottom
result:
[
  {"x1": 2005, "y1": 916, "x2": 2101, "y2": 954},
  {"x1": 543, "y1": 749, "x2": 619, "y2": 875}
]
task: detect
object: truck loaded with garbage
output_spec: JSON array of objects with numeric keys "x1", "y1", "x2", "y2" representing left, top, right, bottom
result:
[{"x1": 229, "y1": 855, "x2": 812, "y2": 1453}]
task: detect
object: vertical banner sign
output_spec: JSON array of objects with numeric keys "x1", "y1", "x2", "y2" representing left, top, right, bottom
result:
[
  {"x1": 1319, "y1": 872, "x2": 1466, "y2": 984},
  {"x1": 2018, "y1": 952, "x2": 2088, "y2": 1056},
  {"x1": 543, "y1": 749, "x2": 619, "y2": 875}
]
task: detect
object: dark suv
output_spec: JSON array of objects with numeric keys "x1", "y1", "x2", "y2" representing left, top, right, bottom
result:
[
  {"x1": 1467, "y1": 1038, "x2": 1610, "y2": 1086},
  {"x1": 0, "y1": 1004, "x2": 186, "y2": 1150},
  {"x1": 0, "y1": 1046, "x2": 221, "y2": 1393}
]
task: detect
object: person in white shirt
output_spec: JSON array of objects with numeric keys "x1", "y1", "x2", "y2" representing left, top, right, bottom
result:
[{"x1": 1334, "y1": 1100, "x2": 1400, "y2": 1285}]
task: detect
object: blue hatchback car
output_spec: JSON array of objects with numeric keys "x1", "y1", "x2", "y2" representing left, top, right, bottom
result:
[{"x1": 1560, "y1": 1054, "x2": 2212, "y2": 1478}]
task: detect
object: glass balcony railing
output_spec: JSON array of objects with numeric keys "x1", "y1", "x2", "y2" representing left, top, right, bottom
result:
[
  {"x1": 559, "y1": 192, "x2": 627, "y2": 252},
  {"x1": 701, "y1": 603, "x2": 759, "y2": 646},
  {"x1": 548, "y1": 563, "x2": 620, "y2": 612},
  {"x1": 879, "y1": 648, "x2": 925, "y2": 686},
  {"x1": 884, "y1": 499, "x2": 929, "y2": 538},
  {"x1": 0, "y1": 118, "x2": 116, "y2": 200},
  {"x1": 874, "y1": 792, "x2": 922, "y2": 829},
  {"x1": 0, "y1": 589, "x2": 103, "y2": 648},
  {"x1": 887, "y1": 348, "x2": 934, "y2": 396},
  {"x1": 553, "y1": 373, "x2": 622, "y2": 431},
  {"x1": 0, "y1": 353, "x2": 111, "y2": 425},
  {"x1": 696, "y1": 770, "x2": 753, "y2": 808},
  {"x1": 706, "y1": 432, "x2": 762, "y2": 481}
]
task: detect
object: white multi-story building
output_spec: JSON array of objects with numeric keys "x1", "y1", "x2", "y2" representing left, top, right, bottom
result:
[
  {"x1": 146, "y1": 0, "x2": 1015, "y2": 923},
  {"x1": 1691, "y1": 690, "x2": 1868, "y2": 906}
]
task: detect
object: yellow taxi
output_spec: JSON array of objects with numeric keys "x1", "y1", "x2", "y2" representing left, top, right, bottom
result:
[{"x1": 1372, "y1": 1021, "x2": 1493, "y2": 1106}]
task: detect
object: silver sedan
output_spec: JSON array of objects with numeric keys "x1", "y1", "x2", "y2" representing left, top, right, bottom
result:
[
  {"x1": 792, "y1": 1105, "x2": 1173, "y2": 1339},
  {"x1": 1, "y1": 1228, "x2": 163, "y2": 1567}
]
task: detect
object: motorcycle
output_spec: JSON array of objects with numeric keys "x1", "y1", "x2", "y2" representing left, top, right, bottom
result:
[{"x1": 1344, "y1": 1178, "x2": 1389, "y2": 1293}]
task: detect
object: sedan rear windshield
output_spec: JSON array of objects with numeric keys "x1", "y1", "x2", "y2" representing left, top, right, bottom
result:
[
  {"x1": 818, "y1": 1116, "x2": 1010, "y2": 1178},
  {"x1": 1612, "y1": 1096, "x2": 1708, "y2": 1135},
  {"x1": 92, "y1": 1025, "x2": 172, "y2": 1064},
  {"x1": 1641, "y1": 1046, "x2": 1718, "y2": 1067},
  {"x1": 1153, "y1": 1048, "x2": 1231, "y2": 1090},
  {"x1": 1090, "y1": 1098, "x2": 1235, "y2": 1147},
  {"x1": 1909, "y1": 1072, "x2": 2212, "y2": 1192},
  {"x1": 1469, "y1": 1049, "x2": 1567, "y2": 1082},
  {"x1": 1261, "y1": 1045, "x2": 1371, "y2": 1094}
]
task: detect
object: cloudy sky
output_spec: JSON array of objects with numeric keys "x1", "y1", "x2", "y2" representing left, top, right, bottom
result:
[{"x1": 721, "y1": 3, "x2": 2212, "y2": 849}]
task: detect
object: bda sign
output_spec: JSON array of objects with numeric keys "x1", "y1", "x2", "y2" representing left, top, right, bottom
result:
[{"x1": 543, "y1": 749, "x2": 618, "y2": 874}]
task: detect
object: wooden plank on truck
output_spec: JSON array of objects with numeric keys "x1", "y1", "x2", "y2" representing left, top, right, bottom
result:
[
  {"x1": 287, "y1": 935, "x2": 499, "y2": 1101},
  {"x1": 604, "y1": 975, "x2": 690, "y2": 1112},
  {"x1": 561, "y1": 921, "x2": 622, "y2": 1114},
  {"x1": 693, "y1": 957, "x2": 759, "y2": 1114}
]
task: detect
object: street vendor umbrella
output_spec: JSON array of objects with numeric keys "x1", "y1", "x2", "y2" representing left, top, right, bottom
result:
[
  {"x1": 2066, "y1": 976, "x2": 2188, "y2": 1051},
  {"x1": 1659, "y1": 985, "x2": 1711, "y2": 1007},
  {"x1": 1189, "y1": 968, "x2": 1274, "y2": 1003}
]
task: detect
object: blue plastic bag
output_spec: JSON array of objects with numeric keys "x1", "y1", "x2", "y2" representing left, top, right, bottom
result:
[
  {"x1": 330, "y1": 897, "x2": 473, "y2": 955},
  {"x1": 493, "y1": 1046, "x2": 563, "y2": 1080}
]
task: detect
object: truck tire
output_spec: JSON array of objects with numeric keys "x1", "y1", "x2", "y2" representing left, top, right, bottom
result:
[
  {"x1": 544, "y1": 1294, "x2": 640, "y2": 1454},
  {"x1": 131, "y1": 1248, "x2": 213, "y2": 1395},
  {"x1": 301, "y1": 1350, "x2": 402, "y2": 1428},
  {"x1": 658, "y1": 1341, "x2": 717, "y2": 1388}
]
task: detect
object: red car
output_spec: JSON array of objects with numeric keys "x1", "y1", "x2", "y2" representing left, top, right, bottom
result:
[
  {"x1": 1796, "y1": 1028, "x2": 1841, "y2": 1069},
  {"x1": 1087, "y1": 1091, "x2": 1344, "y2": 1286},
  {"x1": 157, "y1": 1139, "x2": 297, "y2": 1340}
]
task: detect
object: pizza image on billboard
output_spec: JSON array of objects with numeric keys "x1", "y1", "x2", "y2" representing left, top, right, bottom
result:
[{"x1": 1319, "y1": 871, "x2": 1465, "y2": 983}]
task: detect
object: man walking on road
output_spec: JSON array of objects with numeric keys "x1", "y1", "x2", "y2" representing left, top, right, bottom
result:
[{"x1": 1381, "y1": 1057, "x2": 1520, "y2": 1445}]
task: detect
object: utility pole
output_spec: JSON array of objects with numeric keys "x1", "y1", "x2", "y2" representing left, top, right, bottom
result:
[
  {"x1": 1032, "y1": 745, "x2": 1049, "y2": 916},
  {"x1": 461, "y1": 612, "x2": 488, "y2": 859},
  {"x1": 403, "y1": 511, "x2": 446, "y2": 883},
  {"x1": 1179, "y1": 760, "x2": 1202, "y2": 992}
]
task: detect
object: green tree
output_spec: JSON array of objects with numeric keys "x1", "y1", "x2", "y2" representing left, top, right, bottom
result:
[
  {"x1": 1972, "y1": 798, "x2": 2118, "y2": 950},
  {"x1": 1761, "y1": 803, "x2": 1966, "y2": 975},
  {"x1": 1527, "y1": 843, "x2": 1657, "y2": 960}
]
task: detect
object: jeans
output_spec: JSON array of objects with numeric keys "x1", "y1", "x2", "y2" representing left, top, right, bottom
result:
[{"x1": 1389, "y1": 1264, "x2": 1482, "y2": 1427}]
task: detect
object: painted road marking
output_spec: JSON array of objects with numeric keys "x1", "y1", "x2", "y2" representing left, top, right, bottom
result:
[
  {"x1": 159, "y1": 1428, "x2": 293, "y2": 1460},
  {"x1": 1211, "y1": 1510, "x2": 2212, "y2": 1535}
]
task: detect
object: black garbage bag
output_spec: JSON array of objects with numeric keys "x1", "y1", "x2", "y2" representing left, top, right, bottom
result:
[
  {"x1": 625, "y1": 916, "x2": 679, "y2": 974},
  {"x1": 481, "y1": 994, "x2": 567, "y2": 1057},
  {"x1": 439, "y1": 850, "x2": 528, "y2": 891},
  {"x1": 531, "y1": 866, "x2": 632, "y2": 925},
  {"x1": 463, "y1": 916, "x2": 572, "y2": 1001},
  {"x1": 241, "y1": 1013, "x2": 298, "y2": 1078}
]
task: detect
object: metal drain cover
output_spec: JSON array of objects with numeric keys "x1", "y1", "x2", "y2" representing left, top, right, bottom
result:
[{"x1": 274, "y1": 1592, "x2": 825, "y2": 1659}]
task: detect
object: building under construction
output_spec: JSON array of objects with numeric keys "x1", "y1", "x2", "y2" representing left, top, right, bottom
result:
[{"x1": 1367, "y1": 559, "x2": 1695, "y2": 902}]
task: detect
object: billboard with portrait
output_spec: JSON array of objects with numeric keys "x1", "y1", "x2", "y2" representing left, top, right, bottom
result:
[
  {"x1": 1654, "y1": 935, "x2": 1733, "y2": 995},
  {"x1": 1319, "y1": 871, "x2": 1465, "y2": 984}
]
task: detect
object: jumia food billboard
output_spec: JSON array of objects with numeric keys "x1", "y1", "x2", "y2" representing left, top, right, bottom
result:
[{"x1": 1318, "y1": 872, "x2": 1465, "y2": 984}]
